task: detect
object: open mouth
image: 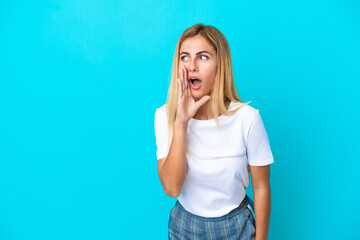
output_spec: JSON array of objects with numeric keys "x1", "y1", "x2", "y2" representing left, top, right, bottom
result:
[{"x1": 189, "y1": 78, "x2": 202, "y2": 89}]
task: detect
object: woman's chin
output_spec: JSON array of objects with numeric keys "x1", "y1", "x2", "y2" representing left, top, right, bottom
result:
[
  {"x1": 192, "y1": 90, "x2": 211, "y2": 101},
  {"x1": 192, "y1": 94, "x2": 204, "y2": 102}
]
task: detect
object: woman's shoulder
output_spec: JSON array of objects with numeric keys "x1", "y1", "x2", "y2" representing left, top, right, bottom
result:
[
  {"x1": 229, "y1": 102, "x2": 260, "y2": 127},
  {"x1": 231, "y1": 101, "x2": 259, "y2": 116},
  {"x1": 155, "y1": 103, "x2": 168, "y2": 113},
  {"x1": 155, "y1": 103, "x2": 168, "y2": 120}
]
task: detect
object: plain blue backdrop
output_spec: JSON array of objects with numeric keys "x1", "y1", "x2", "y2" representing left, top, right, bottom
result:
[{"x1": 0, "y1": 0, "x2": 359, "y2": 239}]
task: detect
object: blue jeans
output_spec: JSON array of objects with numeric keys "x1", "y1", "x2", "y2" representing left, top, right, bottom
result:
[{"x1": 168, "y1": 194, "x2": 256, "y2": 239}]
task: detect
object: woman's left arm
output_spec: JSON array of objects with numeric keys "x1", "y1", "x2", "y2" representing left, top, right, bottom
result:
[{"x1": 249, "y1": 164, "x2": 271, "y2": 240}]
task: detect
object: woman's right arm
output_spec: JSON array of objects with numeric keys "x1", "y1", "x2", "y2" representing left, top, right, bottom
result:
[
  {"x1": 158, "y1": 64, "x2": 210, "y2": 197},
  {"x1": 158, "y1": 120, "x2": 188, "y2": 197}
]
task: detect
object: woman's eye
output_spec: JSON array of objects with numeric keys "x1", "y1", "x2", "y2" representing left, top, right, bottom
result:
[{"x1": 181, "y1": 55, "x2": 208, "y2": 61}]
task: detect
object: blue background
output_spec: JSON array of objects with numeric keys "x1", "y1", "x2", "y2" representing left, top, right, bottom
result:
[{"x1": 1, "y1": 0, "x2": 359, "y2": 239}]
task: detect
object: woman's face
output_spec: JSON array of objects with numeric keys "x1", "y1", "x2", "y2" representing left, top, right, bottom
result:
[{"x1": 179, "y1": 35, "x2": 217, "y2": 100}]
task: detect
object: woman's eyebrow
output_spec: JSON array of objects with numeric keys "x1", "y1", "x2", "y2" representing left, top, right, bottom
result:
[{"x1": 180, "y1": 51, "x2": 213, "y2": 56}]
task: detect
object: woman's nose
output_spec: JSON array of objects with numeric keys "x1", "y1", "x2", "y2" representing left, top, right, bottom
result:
[{"x1": 188, "y1": 59, "x2": 198, "y2": 72}]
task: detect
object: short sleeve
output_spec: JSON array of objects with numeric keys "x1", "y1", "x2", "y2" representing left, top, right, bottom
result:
[
  {"x1": 245, "y1": 110, "x2": 274, "y2": 166},
  {"x1": 154, "y1": 107, "x2": 169, "y2": 160}
]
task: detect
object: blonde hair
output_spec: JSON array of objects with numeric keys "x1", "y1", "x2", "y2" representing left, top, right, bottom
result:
[{"x1": 165, "y1": 23, "x2": 252, "y2": 158}]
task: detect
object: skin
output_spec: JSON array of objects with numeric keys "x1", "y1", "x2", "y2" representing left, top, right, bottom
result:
[
  {"x1": 158, "y1": 34, "x2": 272, "y2": 240},
  {"x1": 177, "y1": 34, "x2": 225, "y2": 121},
  {"x1": 250, "y1": 165, "x2": 272, "y2": 240}
]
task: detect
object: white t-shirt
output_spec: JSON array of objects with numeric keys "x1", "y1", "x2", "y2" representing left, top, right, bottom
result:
[{"x1": 154, "y1": 101, "x2": 274, "y2": 217}]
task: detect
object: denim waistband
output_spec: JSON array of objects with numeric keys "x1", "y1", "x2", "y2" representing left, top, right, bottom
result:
[{"x1": 174, "y1": 194, "x2": 251, "y2": 222}]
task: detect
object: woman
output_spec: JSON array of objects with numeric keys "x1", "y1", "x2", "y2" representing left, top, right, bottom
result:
[{"x1": 154, "y1": 23, "x2": 274, "y2": 239}]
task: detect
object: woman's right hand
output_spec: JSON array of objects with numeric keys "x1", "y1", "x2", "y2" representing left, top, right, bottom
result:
[{"x1": 175, "y1": 65, "x2": 211, "y2": 125}]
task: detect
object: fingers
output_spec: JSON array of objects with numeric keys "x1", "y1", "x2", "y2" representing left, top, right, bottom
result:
[
  {"x1": 179, "y1": 65, "x2": 191, "y2": 98},
  {"x1": 180, "y1": 65, "x2": 184, "y2": 94},
  {"x1": 179, "y1": 68, "x2": 183, "y2": 97},
  {"x1": 184, "y1": 66, "x2": 192, "y2": 97},
  {"x1": 177, "y1": 78, "x2": 182, "y2": 98},
  {"x1": 179, "y1": 67, "x2": 185, "y2": 98},
  {"x1": 183, "y1": 65, "x2": 188, "y2": 90},
  {"x1": 182, "y1": 67, "x2": 185, "y2": 94},
  {"x1": 180, "y1": 65, "x2": 189, "y2": 97},
  {"x1": 198, "y1": 95, "x2": 211, "y2": 107}
]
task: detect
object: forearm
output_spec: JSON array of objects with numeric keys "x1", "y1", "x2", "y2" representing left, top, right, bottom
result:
[
  {"x1": 253, "y1": 186, "x2": 271, "y2": 240},
  {"x1": 161, "y1": 120, "x2": 188, "y2": 197}
]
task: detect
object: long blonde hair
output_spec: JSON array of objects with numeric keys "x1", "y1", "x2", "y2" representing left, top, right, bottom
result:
[{"x1": 165, "y1": 23, "x2": 252, "y2": 157}]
